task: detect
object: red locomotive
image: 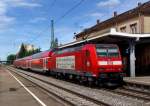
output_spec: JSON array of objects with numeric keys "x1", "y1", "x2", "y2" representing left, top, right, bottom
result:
[{"x1": 14, "y1": 44, "x2": 124, "y2": 86}]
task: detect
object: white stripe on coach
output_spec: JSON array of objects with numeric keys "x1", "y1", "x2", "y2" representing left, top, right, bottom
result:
[{"x1": 7, "y1": 70, "x2": 47, "y2": 106}]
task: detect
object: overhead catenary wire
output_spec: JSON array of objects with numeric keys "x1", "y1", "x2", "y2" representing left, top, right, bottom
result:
[
  {"x1": 55, "y1": 0, "x2": 85, "y2": 24},
  {"x1": 27, "y1": 0, "x2": 57, "y2": 43},
  {"x1": 49, "y1": 0, "x2": 57, "y2": 7},
  {"x1": 28, "y1": 0, "x2": 85, "y2": 45},
  {"x1": 27, "y1": 26, "x2": 50, "y2": 43}
]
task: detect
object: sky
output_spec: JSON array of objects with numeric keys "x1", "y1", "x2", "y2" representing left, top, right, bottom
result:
[{"x1": 0, "y1": 0, "x2": 149, "y2": 60}]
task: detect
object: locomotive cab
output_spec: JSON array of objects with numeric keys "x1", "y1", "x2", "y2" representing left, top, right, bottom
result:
[{"x1": 95, "y1": 44, "x2": 123, "y2": 85}]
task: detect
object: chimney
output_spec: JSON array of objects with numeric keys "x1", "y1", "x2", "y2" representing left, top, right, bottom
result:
[
  {"x1": 138, "y1": 2, "x2": 142, "y2": 7},
  {"x1": 96, "y1": 19, "x2": 100, "y2": 24},
  {"x1": 113, "y1": 11, "x2": 117, "y2": 17}
]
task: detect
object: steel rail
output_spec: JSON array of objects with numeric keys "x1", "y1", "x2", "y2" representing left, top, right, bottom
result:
[
  {"x1": 102, "y1": 88, "x2": 150, "y2": 103},
  {"x1": 6, "y1": 67, "x2": 110, "y2": 106},
  {"x1": 6, "y1": 67, "x2": 76, "y2": 106}
]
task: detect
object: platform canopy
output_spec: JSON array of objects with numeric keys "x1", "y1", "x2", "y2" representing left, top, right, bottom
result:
[
  {"x1": 59, "y1": 28, "x2": 150, "y2": 77},
  {"x1": 59, "y1": 28, "x2": 150, "y2": 48}
]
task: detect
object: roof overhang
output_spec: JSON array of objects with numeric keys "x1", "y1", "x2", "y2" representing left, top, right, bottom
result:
[{"x1": 59, "y1": 28, "x2": 150, "y2": 49}]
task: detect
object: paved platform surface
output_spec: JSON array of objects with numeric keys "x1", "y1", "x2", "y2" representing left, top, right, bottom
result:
[
  {"x1": 0, "y1": 67, "x2": 42, "y2": 106},
  {"x1": 124, "y1": 76, "x2": 150, "y2": 86},
  {"x1": 0, "y1": 66, "x2": 66, "y2": 106}
]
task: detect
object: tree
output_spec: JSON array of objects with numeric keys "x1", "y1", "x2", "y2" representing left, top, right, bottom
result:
[
  {"x1": 34, "y1": 48, "x2": 41, "y2": 54},
  {"x1": 51, "y1": 38, "x2": 58, "y2": 49},
  {"x1": 17, "y1": 43, "x2": 26, "y2": 58},
  {"x1": 17, "y1": 43, "x2": 41, "y2": 58},
  {"x1": 54, "y1": 38, "x2": 58, "y2": 48},
  {"x1": 7, "y1": 54, "x2": 16, "y2": 64}
]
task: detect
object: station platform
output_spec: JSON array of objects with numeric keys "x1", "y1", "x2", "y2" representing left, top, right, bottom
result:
[
  {"x1": 124, "y1": 77, "x2": 150, "y2": 86},
  {"x1": 0, "y1": 67, "x2": 43, "y2": 106}
]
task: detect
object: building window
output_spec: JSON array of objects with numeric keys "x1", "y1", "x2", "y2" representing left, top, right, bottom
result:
[
  {"x1": 130, "y1": 23, "x2": 137, "y2": 34},
  {"x1": 120, "y1": 26, "x2": 126, "y2": 32}
]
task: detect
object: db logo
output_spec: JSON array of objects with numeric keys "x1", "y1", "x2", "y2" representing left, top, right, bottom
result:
[{"x1": 108, "y1": 61, "x2": 113, "y2": 65}]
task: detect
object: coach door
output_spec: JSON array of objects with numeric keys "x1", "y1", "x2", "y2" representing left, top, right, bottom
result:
[
  {"x1": 43, "y1": 58, "x2": 47, "y2": 70},
  {"x1": 29, "y1": 60, "x2": 31, "y2": 69},
  {"x1": 26, "y1": 60, "x2": 28, "y2": 69}
]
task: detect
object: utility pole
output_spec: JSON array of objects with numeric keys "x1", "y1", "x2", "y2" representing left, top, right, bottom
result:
[{"x1": 50, "y1": 20, "x2": 55, "y2": 49}]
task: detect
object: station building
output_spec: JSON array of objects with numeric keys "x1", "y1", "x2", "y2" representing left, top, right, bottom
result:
[{"x1": 73, "y1": 1, "x2": 150, "y2": 77}]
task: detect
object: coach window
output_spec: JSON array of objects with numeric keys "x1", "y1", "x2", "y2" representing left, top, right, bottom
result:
[
  {"x1": 75, "y1": 46, "x2": 81, "y2": 51},
  {"x1": 57, "y1": 50, "x2": 62, "y2": 54}
]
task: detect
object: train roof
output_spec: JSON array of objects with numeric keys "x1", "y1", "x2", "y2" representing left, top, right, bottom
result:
[
  {"x1": 32, "y1": 50, "x2": 52, "y2": 59},
  {"x1": 15, "y1": 55, "x2": 32, "y2": 61},
  {"x1": 15, "y1": 50, "x2": 53, "y2": 61}
]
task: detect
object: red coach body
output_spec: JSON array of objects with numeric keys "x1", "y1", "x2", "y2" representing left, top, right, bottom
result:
[
  {"x1": 30, "y1": 50, "x2": 53, "y2": 72},
  {"x1": 14, "y1": 56, "x2": 31, "y2": 69}
]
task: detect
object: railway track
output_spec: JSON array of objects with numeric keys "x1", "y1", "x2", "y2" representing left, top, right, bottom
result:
[
  {"x1": 123, "y1": 86, "x2": 150, "y2": 96},
  {"x1": 6, "y1": 66, "x2": 110, "y2": 106},
  {"x1": 6, "y1": 66, "x2": 149, "y2": 106},
  {"x1": 117, "y1": 87, "x2": 150, "y2": 101},
  {"x1": 102, "y1": 87, "x2": 150, "y2": 103}
]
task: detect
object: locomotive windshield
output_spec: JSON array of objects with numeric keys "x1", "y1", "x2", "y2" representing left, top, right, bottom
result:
[
  {"x1": 96, "y1": 46, "x2": 119, "y2": 57},
  {"x1": 96, "y1": 48, "x2": 107, "y2": 57},
  {"x1": 108, "y1": 48, "x2": 119, "y2": 57}
]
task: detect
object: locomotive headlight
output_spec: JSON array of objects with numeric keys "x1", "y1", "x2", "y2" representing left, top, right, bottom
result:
[
  {"x1": 98, "y1": 61, "x2": 107, "y2": 65},
  {"x1": 87, "y1": 61, "x2": 90, "y2": 67},
  {"x1": 113, "y1": 61, "x2": 122, "y2": 65}
]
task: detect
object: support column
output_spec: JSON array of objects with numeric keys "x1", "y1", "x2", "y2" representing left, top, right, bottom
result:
[{"x1": 129, "y1": 40, "x2": 136, "y2": 77}]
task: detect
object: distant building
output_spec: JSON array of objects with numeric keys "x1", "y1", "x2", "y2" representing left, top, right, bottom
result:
[
  {"x1": 24, "y1": 44, "x2": 36, "y2": 52},
  {"x1": 75, "y1": 1, "x2": 150, "y2": 40}
]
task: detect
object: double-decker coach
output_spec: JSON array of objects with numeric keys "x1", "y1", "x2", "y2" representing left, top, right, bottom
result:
[
  {"x1": 14, "y1": 50, "x2": 54, "y2": 73},
  {"x1": 30, "y1": 50, "x2": 53, "y2": 73},
  {"x1": 14, "y1": 56, "x2": 31, "y2": 69}
]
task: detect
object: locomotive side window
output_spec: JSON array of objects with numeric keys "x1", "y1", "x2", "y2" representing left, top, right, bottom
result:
[{"x1": 56, "y1": 46, "x2": 82, "y2": 54}]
